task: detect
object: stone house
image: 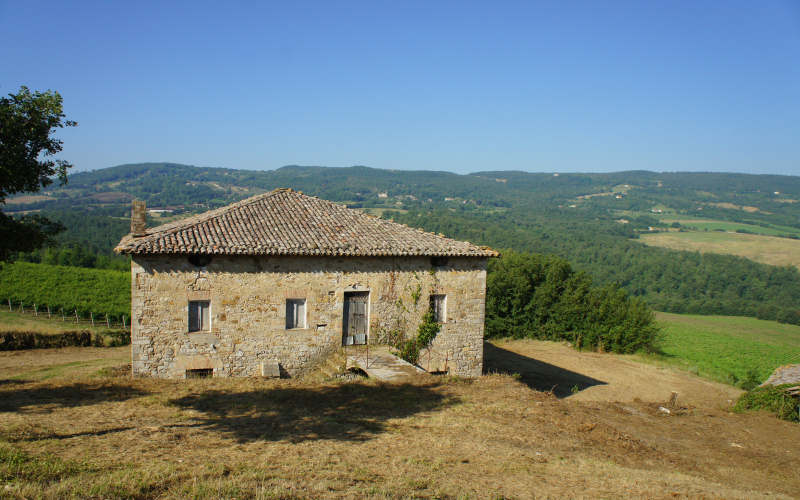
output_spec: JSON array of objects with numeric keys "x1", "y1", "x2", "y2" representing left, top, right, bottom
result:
[{"x1": 115, "y1": 188, "x2": 497, "y2": 379}]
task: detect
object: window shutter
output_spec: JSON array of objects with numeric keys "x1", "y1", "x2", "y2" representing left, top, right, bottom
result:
[
  {"x1": 189, "y1": 302, "x2": 199, "y2": 332},
  {"x1": 297, "y1": 300, "x2": 305, "y2": 328},
  {"x1": 286, "y1": 301, "x2": 294, "y2": 329},
  {"x1": 201, "y1": 302, "x2": 209, "y2": 331},
  {"x1": 286, "y1": 299, "x2": 306, "y2": 329},
  {"x1": 189, "y1": 301, "x2": 210, "y2": 332},
  {"x1": 430, "y1": 295, "x2": 446, "y2": 323}
]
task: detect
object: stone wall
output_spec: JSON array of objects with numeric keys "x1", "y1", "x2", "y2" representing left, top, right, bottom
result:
[{"x1": 130, "y1": 255, "x2": 488, "y2": 378}]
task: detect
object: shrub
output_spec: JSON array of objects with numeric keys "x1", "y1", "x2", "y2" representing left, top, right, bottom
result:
[
  {"x1": 733, "y1": 384, "x2": 799, "y2": 422},
  {"x1": 395, "y1": 308, "x2": 441, "y2": 365},
  {"x1": 737, "y1": 369, "x2": 762, "y2": 391},
  {"x1": 396, "y1": 339, "x2": 420, "y2": 365},
  {"x1": 0, "y1": 330, "x2": 130, "y2": 350},
  {"x1": 486, "y1": 251, "x2": 661, "y2": 353}
]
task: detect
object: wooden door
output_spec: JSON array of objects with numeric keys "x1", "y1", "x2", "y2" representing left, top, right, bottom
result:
[{"x1": 343, "y1": 291, "x2": 369, "y2": 345}]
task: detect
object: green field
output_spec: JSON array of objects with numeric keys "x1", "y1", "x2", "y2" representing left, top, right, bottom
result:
[
  {"x1": 648, "y1": 312, "x2": 800, "y2": 385},
  {"x1": 614, "y1": 209, "x2": 800, "y2": 238},
  {"x1": 0, "y1": 262, "x2": 130, "y2": 320}
]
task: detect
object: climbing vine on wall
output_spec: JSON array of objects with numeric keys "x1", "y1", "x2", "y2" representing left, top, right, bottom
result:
[{"x1": 396, "y1": 308, "x2": 441, "y2": 365}]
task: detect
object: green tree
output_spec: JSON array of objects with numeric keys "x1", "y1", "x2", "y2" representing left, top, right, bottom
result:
[
  {"x1": 486, "y1": 251, "x2": 660, "y2": 353},
  {"x1": 0, "y1": 86, "x2": 76, "y2": 259}
]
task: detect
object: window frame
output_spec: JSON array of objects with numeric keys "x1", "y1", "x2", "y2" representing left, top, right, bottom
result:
[
  {"x1": 286, "y1": 298, "x2": 307, "y2": 330},
  {"x1": 429, "y1": 294, "x2": 447, "y2": 324},
  {"x1": 188, "y1": 300, "x2": 211, "y2": 332},
  {"x1": 186, "y1": 368, "x2": 213, "y2": 378}
]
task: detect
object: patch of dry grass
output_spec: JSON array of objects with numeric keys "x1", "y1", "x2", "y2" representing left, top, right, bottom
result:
[
  {"x1": 4, "y1": 195, "x2": 51, "y2": 205},
  {"x1": 0, "y1": 346, "x2": 129, "y2": 381},
  {"x1": 0, "y1": 343, "x2": 798, "y2": 498},
  {"x1": 0, "y1": 310, "x2": 125, "y2": 336},
  {"x1": 640, "y1": 231, "x2": 800, "y2": 269}
]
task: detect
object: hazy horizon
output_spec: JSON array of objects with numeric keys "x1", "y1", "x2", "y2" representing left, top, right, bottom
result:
[{"x1": 74, "y1": 161, "x2": 800, "y2": 178}]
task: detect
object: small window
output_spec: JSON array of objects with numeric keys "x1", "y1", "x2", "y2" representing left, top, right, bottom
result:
[
  {"x1": 188, "y1": 254, "x2": 213, "y2": 267},
  {"x1": 286, "y1": 299, "x2": 306, "y2": 329},
  {"x1": 431, "y1": 256, "x2": 448, "y2": 267},
  {"x1": 188, "y1": 300, "x2": 210, "y2": 332},
  {"x1": 186, "y1": 368, "x2": 213, "y2": 378},
  {"x1": 430, "y1": 294, "x2": 446, "y2": 323}
]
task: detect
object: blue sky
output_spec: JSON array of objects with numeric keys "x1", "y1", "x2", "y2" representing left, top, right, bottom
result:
[{"x1": 2, "y1": 1, "x2": 799, "y2": 175}]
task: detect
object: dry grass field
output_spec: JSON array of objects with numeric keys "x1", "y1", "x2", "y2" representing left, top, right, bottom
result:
[
  {"x1": 0, "y1": 310, "x2": 123, "y2": 336},
  {"x1": 4, "y1": 195, "x2": 51, "y2": 205},
  {"x1": 1, "y1": 342, "x2": 798, "y2": 499},
  {"x1": 640, "y1": 230, "x2": 800, "y2": 269}
]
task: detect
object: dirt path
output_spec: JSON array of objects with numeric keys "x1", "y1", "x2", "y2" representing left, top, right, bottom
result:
[{"x1": 485, "y1": 339, "x2": 742, "y2": 407}]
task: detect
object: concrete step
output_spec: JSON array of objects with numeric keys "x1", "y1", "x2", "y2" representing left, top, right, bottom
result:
[{"x1": 346, "y1": 345, "x2": 426, "y2": 382}]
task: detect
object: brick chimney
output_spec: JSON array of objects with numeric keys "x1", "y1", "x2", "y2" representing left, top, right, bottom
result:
[{"x1": 131, "y1": 200, "x2": 147, "y2": 237}]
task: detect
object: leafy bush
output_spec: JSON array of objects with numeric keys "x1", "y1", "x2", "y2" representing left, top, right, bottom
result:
[
  {"x1": 0, "y1": 261, "x2": 130, "y2": 319},
  {"x1": 486, "y1": 251, "x2": 660, "y2": 353},
  {"x1": 733, "y1": 384, "x2": 799, "y2": 422},
  {"x1": 396, "y1": 339, "x2": 420, "y2": 365},
  {"x1": 396, "y1": 309, "x2": 441, "y2": 365},
  {"x1": 0, "y1": 330, "x2": 130, "y2": 350},
  {"x1": 738, "y1": 369, "x2": 762, "y2": 391}
]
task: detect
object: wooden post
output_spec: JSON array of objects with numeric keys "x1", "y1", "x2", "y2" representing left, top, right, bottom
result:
[
  {"x1": 34, "y1": 303, "x2": 37, "y2": 316},
  {"x1": 74, "y1": 309, "x2": 79, "y2": 323},
  {"x1": 122, "y1": 315, "x2": 126, "y2": 329},
  {"x1": 668, "y1": 392, "x2": 679, "y2": 409},
  {"x1": 90, "y1": 312, "x2": 94, "y2": 327},
  {"x1": 106, "y1": 315, "x2": 110, "y2": 328},
  {"x1": 62, "y1": 308, "x2": 66, "y2": 322},
  {"x1": 7, "y1": 298, "x2": 11, "y2": 312},
  {"x1": 47, "y1": 305, "x2": 51, "y2": 319}
]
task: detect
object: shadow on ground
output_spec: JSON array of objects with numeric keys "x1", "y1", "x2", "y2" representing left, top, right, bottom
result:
[
  {"x1": 484, "y1": 342, "x2": 606, "y2": 398},
  {"x1": 0, "y1": 379, "x2": 30, "y2": 387},
  {"x1": 6, "y1": 426, "x2": 137, "y2": 442},
  {"x1": 0, "y1": 382, "x2": 150, "y2": 412},
  {"x1": 168, "y1": 382, "x2": 459, "y2": 443}
]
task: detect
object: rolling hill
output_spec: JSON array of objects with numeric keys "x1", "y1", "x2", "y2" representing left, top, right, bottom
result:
[{"x1": 7, "y1": 162, "x2": 800, "y2": 323}]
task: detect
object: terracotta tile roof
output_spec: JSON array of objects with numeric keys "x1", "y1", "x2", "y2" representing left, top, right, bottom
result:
[{"x1": 115, "y1": 189, "x2": 498, "y2": 257}]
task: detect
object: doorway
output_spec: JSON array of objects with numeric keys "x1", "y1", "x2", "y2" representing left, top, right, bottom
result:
[{"x1": 343, "y1": 291, "x2": 369, "y2": 345}]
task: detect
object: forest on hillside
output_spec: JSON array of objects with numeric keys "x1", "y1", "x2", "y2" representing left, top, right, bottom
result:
[{"x1": 6, "y1": 162, "x2": 800, "y2": 324}]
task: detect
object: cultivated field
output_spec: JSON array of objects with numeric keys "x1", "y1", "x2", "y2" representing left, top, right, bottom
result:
[
  {"x1": 1, "y1": 341, "x2": 798, "y2": 498},
  {"x1": 659, "y1": 217, "x2": 800, "y2": 238},
  {"x1": 4, "y1": 195, "x2": 52, "y2": 205},
  {"x1": 640, "y1": 230, "x2": 800, "y2": 268},
  {"x1": 0, "y1": 310, "x2": 124, "y2": 336},
  {"x1": 0, "y1": 262, "x2": 130, "y2": 319},
  {"x1": 650, "y1": 312, "x2": 800, "y2": 384}
]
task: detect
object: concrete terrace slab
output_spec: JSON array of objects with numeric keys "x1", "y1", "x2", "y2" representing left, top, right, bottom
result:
[
  {"x1": 762, "y1": 364, "x2": 800, "y2": 387},
  {"x1": 345, "y1": 345, "x2": 426, "y2": 382}
]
